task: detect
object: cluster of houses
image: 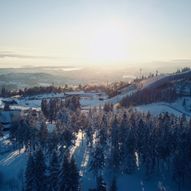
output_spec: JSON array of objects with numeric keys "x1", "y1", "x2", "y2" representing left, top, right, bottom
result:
[
  {"x1": 0, "y1": 99, "x2": 21, "y2": 131},
  {"x1": 0, "y1": 98, "x2": 38, "y2": 132}
]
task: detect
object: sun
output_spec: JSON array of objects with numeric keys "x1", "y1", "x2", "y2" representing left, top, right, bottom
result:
[{"x1": 87, "y1": 21, "x2": 129, "y2": 62}]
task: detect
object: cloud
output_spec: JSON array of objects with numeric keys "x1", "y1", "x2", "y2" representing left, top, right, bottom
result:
[{"x1": 0, "y1": 51, "x2": 55, "y2": 59}]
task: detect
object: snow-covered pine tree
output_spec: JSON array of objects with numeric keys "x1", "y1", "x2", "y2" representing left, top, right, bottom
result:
[
  {"x1": 98, "y1": 115, "x2": 108, "y2": 149},
  {"x1": 38, "y1": 122, "x2": 48, "y2": 148},
  {"x1": 96, "y1": 176, "x2": 107, "y2": 191},
  {"x1": 123, "y1": 130, "x2": 137, "y2": 174},
  {"x1": 25, "y1": 155, "x2": 36, "y2": 191},
  {"x1": 110, "y1": 116, "x2": 120, "y2": 171},
  {"x1": 41, "y1": 99, "x2": 49, "y2": 119},
  {"x1": 59, "y1": 155, "x2": 70, "y2": 191},
  {"x1": 47, "y1": 131, "x2": 59, "y2": 154},
  {"x1": 118, "y1": 112, "x2": 128, "y2": 167},
  {"x1": 90, "y1": 145, "x2": 105, "y2": 176},
  {"x1": 109, "y1": 177, "x2": 117, "y2": 191},
  {"x1": 35, "y1": 149, "x2": 47, "y2": 191},
  {"x1": 69, "y1": 156, "x2": 80, "y2": 191},
  {"x1": 48, "y1": 151, "x2": 59, "y2": 191}
]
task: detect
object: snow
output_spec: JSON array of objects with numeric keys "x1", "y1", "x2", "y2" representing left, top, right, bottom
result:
[
  {"x1": 80, "y1": 96, "x2": 104, "y2": 109},
  {"x1": 0, "y1": 111, "x2": 11, "y2": 123},
  {"x1": 0, "y1": 133, "x2": 9, "y2": 142},
  {"x1": 141, "y1": 70, "x2": 191, "y2": 90},
  {"x1": 136, "y1": 103, "x2": 182, "y2": 116},
  {"x1": 46, "y1": 122, "x2": 56, "y2": 133},
  {"x1": 171, "y1": 97, "x2": 191, "y2": 114},
  {"x1": 80, "y1": 85, "x2": 137, "y2": 110},
  {"x1": 72, "y1": 135, "x2": 95, "y2": 190},
  {"x1": 16, "y1": 99, "x2": 42, "y2": 110},
  {"x1": 70, "y1": 131, "x2": 83, "y2": 157},
  {"x1": 0, "y1": 148, "x2": 26, "y2": 191},
  {"x1": 136, "y1": 97, "x2": 191, "y2": 117},
  {"x1": 1, "y1": 91, "x2": 107, "y2": 111},
  {"x1": 140, "y1": 75, "x2": 167, "y2": 89}
]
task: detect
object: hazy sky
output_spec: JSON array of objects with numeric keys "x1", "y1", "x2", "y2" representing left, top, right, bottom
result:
[{"x1": 0, "y1": 0, "x2": 191, "y2": 68}]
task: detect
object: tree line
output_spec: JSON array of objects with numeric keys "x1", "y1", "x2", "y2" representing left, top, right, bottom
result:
[{"x1": 120, "y1": 87, "x2": 178, "y2": 107}]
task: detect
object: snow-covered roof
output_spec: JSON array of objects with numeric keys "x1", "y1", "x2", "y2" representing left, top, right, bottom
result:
[{"x1": 0, "y1": 111, "x2": 11, "y2": 124}]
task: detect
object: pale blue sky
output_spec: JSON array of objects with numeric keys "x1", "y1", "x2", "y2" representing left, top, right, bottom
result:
[{"x1": 0, "y1": 0, "x2": 191, "y2": 68}]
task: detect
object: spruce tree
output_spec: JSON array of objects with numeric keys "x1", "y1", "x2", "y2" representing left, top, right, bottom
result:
[
  {"x1": 110, "y1": 117, "x2": 120, "y2": 170},
  {"x1": 90, "y1": 146, "x2": 105, "y2": 176},
  {"x1": 69, "y1": 157, "x2": 80, "y2": 191},
  {"x1": 39, "y1": 122, "x2": 48, "y2": 148},
  {"x1": 48, "y1": 151, "x2": 59, "y2": 191},
  {"x1": 25, "y1": 155, "x2": 36, "y2": 191},
  {"x1": 96, "y1": 176, "x2": 107, "y2": 191},
  {"x1": 59, "y1": 155, "x2": 70, "y2": 191},
  {"x1": 109, "y1": 177, "x2": 117, "y2": 191},
  {"x1": 35, "y1": 149, "x2": 47, "y2": 191}
]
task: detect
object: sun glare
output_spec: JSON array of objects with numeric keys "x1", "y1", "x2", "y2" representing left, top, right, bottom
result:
[{"x1": 87, "y1": 21, "x2": 129, "y2": 62}]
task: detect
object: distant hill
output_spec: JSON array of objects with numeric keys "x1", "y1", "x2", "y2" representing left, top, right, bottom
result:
[
  {"x1": 0, "y1": 66, "x2": 137, "y2": 90},
  {"x1": 0, "y1": 72, "x2": 66, "y2": 90}
]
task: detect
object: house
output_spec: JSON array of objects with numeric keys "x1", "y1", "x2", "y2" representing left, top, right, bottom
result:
[
  {"x1": 0, "y1": 111, "x2": 12, "y2": 131},
  {"x1": 2, "y1": 99, "x2": 17, "y2": 105},
  {"x1": 0, "y1": 110, "x2": 22, "y2": 131}
]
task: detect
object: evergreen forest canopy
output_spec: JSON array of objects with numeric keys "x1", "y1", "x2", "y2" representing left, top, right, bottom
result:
[{"x1": 5, "y1": 96, "x2": 191, "y2": 191}]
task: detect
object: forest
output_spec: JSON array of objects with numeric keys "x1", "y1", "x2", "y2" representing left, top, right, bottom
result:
[{"x1": 4, "y1": 96, "x2": 190, "y2": 191}]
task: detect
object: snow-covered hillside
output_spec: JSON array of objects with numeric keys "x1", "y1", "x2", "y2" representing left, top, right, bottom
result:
[
  {"x1": 136, "y1": 97, "x2": 191, "y2": 117},
  {"x1": 141, "y1": 70, "x2": 191, "y2": 90}
]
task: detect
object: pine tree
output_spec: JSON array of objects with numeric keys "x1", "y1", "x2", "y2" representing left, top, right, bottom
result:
[
  {"x1": 39, "y1": 122, "x2": 48, "y2": 148},
  {"x1": 182, "y1": 98, "x2": 186, "y2": 108},
  {"x1": 25, "y1": 155, "x2": 36, "y2": 191},
  {"x1": 123, "y1": 130, "x2": 137, "y2": 174},
  {"x1": 118, "y1": 112, "x2": 128, "y2": 165},
  {"x1": 96, "y1": 176, "x2": 107, "y2": 191},
  {"x1": 110, "y1": 117, "x2": 120, "y2": 170},
  {"x1": 41, "y1": 99, "x2": 49, "y2": 118},
  {"x1": 60, "y1": 128, "x2": 75, "y2": 150},
  {"x1": 59, "y1": 155, "x2": 70, "y2": 191},
  {"x1": 90, "y1": 146, "x2": 105, "y2": 176},
  {"x1": 9, "y1": 120, "x2": 19, "y2": 141},
  {"x1": 86, "y1": 124, "x2": 93, "y2": 148},
  {"x1": 35, "y1": 149, "x2": 47, "y2": 191},
  {"x1": 69, "y1": 157, "x2": 80, "y2": 191},
  {"x1": 109, "y1": 177, "x2": 117, "y2": 191},
  {"x1": 1, "y1": 87, "x2": 6, "y2": 97},
  {"x1": 49, "y1": 99, "x2": 57, "y2": 123},
  {"x1": 48, "y1": 131, "x2": 59, "y2": 153},
  {"x1": 98, "y1": 115, "x2": 108, "y2": 148},
  {"x1": 48, "y1": 151, "x2": 59, "y2": 191},
  {"x1": 16, "y1": 119, "x2": 27, "y2": 150}
]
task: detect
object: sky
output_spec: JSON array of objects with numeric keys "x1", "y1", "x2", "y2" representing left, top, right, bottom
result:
[{"x1": 0, "y1": 0, "x2": 191, "y2": 69}]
